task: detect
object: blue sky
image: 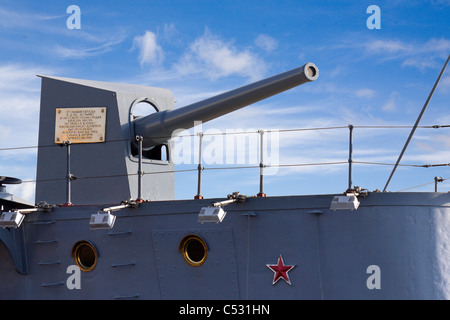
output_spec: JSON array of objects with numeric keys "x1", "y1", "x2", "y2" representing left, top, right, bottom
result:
[{"x1": 1, "y1": 0, "x2": 450, "y2": 203}]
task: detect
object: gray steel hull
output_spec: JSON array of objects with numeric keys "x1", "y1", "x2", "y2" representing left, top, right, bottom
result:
[{"x1": 1, "y1": 192, "x2": 449, "y2": 299}]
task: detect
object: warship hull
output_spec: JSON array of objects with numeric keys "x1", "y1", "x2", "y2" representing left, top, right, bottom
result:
[{"x1": 1, "y1": 192, "x2": 449, "y2": 300}]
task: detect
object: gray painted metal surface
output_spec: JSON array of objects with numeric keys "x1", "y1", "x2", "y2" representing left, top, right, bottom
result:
[
  {"x1": 1, "y1": 193, "x2": 450, "y2": 299},
  {"x1": 35, "y1": 76, "x2": 176, "y2": 205}
]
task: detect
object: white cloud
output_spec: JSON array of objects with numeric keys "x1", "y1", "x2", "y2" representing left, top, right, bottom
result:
[
  {"x1": 382, "y1": 91, "x2": 399, "y2": 112},
  {"x1": 254, "y1": 34, "x2": 278, "y2": 52},
  {"x1": 162, "y1": 23, "x2": 180, "y2": 44},
  {"x1": 425, "y1": 38, "x2": 450, "y2": 52},
  {"x1": 53, "y1": 26, "x2": 128, "y2": 60},
  {"x1": 176, "y1": 29, "x2": 267, "y2": 80},
  {"x1": 361, "y1": 38, "x2": 450, "y2": 71},
  {"x1": 0, "y1": 63, "x2": 52, "y2": 148},
  {"x1": 439, "y1": 76, "x2": 450, "y2": 93},
  {"x1": 0, "y1": 125, "x2": 11, "y2": 143},
  {"x1": 428, "y1": 0, "x2": 450, "y2": 7},
  {"x1": 132, "y1": 30, "x2": 164, "y2": 67},
  {"x1": 366, "y1": 39, "x2": 411, "y2": 54},
  {"x1": 0, "y1": 64, "x2": 46, "y2": 120},
  {"x1": 55, "y1": 38, "x2": 124, "y2": 59},
  {"x1": 0, "y1": 63, "x2": 47, "y2": 202},
  {"x1": 355, "y1": 88, "x2": 376, "y2": 98},
  {"x1": 0, "y1": 64, "x2": 46, "y2": 92},
  {"x1": 8, "y1": 181, "x2": 35, "y2": 204},
  {"x1": 130, "y1": 27, "x2": 270, "y2": 83},
  {"x1": 0, "y1": 4, "x2": 128, "y2": 61},
  {"x1": 382, "y1": 98, "x2": 396, "y2": 112},
  {"x1": 402, "y1": 57, "x2": 439, "y2": 70},
  {"x1": 329, "y1": 65, "x2": 346, "y2": 78},
  {"x1": 0, "y1": 7, "x2": 64, "y2": 28}
]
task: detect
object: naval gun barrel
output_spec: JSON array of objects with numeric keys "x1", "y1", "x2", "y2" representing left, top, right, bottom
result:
[{"x1": 134, "y1": 62, "x2": 319, "y2": 148}]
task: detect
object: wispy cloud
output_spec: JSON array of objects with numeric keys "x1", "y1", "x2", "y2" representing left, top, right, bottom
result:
[
  {"x1": 366, "y1": 39, "x2": 411, "y2": 54},
  {"x1": 0, "y1": 63, "x2": 54, "y2": 145},
  {"x1": 8, "y1": 181, "x2": 35, "y2": 204},
  {"x1": 0, "y1": 64, "x2": 48, "y2": 92},
  {"x1": 439, "y1": 76, "x2": 450, "y2": 93},
  {"x1": 174, "y1": 28, "x2": 267, "y2": 81},
  {"x1": 52, "y1": 26, "x2": 128, "y2": 59},
  {"x1": 132, "y1": 31, "x2": 165, "y2": 67},
  {"x1": 362, "y1": 37, "x2": 450, "y2": 71},
  {"x1": 428, "y1": 0, "x2": 450, "y2": 6},
  {"x1": 0, "y1": 5, "x2": 129, "y2": 60},
  {"x1": 0, "y1": 6, "x2": 64, "y2": 28},
  {"x1": 129, "y1": 27, "x2": 270, "y2": 83},
  {"x1": 0, "y1": 63, "x2": 51, "y2": 202},
  {"x1": 355, "y1": 88, "x2": 376, "y2": 98},
  {"x1": 254, "y1": 34, "x2": 278, "y2": 52},
  {"x1": 382, "y1": 91, "x2": 399, "y2": 112},
  {"x1": 54, "y1": 35, "x2": 126, "y2": 59}
]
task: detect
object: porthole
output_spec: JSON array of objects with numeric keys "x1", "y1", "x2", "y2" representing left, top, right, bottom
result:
[
  {"x1": 179, "y1": 235, "x2": 208, "y2": 267},
  {"x1": 71, "y1": 240, "x2": 98, "y2": 272}
]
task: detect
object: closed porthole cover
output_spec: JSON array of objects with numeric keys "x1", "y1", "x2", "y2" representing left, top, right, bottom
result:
[
  {"x1": 179, "y1": 234, "x2": 208, "y2": 267},
  {"x1": 71, "y1": 240, "x2": 98, "y2": 272}
]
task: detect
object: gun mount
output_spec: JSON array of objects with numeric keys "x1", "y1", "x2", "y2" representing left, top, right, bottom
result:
[
  {"x1": 134, "y1": 63, "x2": 318, "y2": 148},
  {"x1": 35, "y1": 63, "x2": 318, "y2": 204}
]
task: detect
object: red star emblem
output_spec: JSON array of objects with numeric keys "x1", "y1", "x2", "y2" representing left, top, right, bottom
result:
[{"x1": 266, "y1": 255, "x2": 295, "y2": 285}]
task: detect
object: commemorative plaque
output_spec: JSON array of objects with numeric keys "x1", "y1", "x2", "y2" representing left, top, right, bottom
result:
[{"x1": 55, "y1": 107, "x2": 107, "y2": 144}]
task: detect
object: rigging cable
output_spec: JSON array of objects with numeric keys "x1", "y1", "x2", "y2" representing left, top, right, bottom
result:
[
  {"x1": 383, "y1": 54, "x2": 450, "y2": 192},
  {"x1": 1, "y1": 124, "x2": 449, "y2": 152},
  {"x1": 2, "y1": 123, "x2": 450, "y2": 193},
  {"x1": 396, "y1": 177, "x2": 449, "y2": 192}
]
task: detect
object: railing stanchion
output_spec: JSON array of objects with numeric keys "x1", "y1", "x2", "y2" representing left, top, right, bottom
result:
[
  {"x1": 347, "y1": 124, "x2": 353, "y2": 192},
  {"x1": 194, "y1": 132, "x2": 204, "y2": 199},
  {"x1": 257, "y1": 130, "x2": 266, "y2": 197}
]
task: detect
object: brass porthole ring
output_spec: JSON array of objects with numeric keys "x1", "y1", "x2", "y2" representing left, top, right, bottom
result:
[
  {"x1": 179, "y1": 234, "x2": 208, "y2": 267},
  {"x1": 71, "y1": 240, "x2": 98, "y2": 272}
]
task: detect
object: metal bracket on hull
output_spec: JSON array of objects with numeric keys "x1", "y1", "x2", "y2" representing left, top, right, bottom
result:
[
  {"x1": 330, "y1": 195, "x2": 360, "y2": 211},
  {"x1": 90, "y1": 199, "x2": 139, "y2": 230},
  {"x1": 0, "y1": 227, "x2": 28, "y2": 274},
  {"x1": 198, "y1": 192, "x2": 247, "y2": 223}
]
